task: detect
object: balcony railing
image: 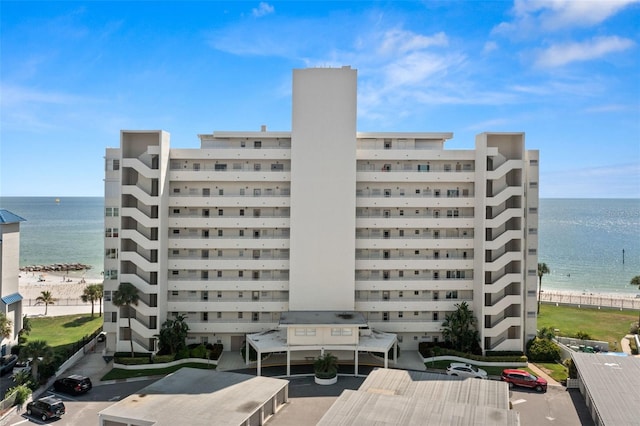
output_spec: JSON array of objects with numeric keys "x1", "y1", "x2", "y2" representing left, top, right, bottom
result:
[
  {"x1": 356, "y1": 212, "x2": 473, "y2": 219},
  {"x1": 357, "y1": 166, "x2": 474, "y2": 173},
  {"x1": 356, "y1": 254, "x2": 472, "y2": 261},
  {"x1": 168, "y1": 296, "x2": 288, "y2": 303}
]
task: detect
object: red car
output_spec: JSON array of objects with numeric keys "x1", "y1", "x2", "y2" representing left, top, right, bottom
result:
[{"x1": 501, "y1": 369, "x2": 547, "y2": 392}]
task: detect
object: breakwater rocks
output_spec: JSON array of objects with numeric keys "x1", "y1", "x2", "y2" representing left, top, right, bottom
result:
[{"x1": 20, "y1": 263, "x2": 92, "y2": 273}]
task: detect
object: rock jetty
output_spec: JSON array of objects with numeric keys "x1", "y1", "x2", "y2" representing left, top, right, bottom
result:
[{"x1": 20, "y1": 263, "x2": 92, "y2": 272}]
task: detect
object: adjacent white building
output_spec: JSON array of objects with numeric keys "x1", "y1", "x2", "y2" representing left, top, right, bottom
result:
[
  {"x1": 103, "y1": 66, "x2": 539, "y2": 357},
  {"x1": 0, "y1": 209, "x2": 25, "y2": 354}
]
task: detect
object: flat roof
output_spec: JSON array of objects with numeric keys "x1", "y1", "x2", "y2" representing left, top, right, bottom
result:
[
  {"x1": 246, "y1": 327, "x2": 397, "y2": 353},
  {"x1": 318, "y1": 368, "x2": 517, "y2": 426},
  {"x1": 571, "y1": 352, "x2": 640, "y2": 425},
  {"x1": 98, "y1": 368, "x2": 288, "y2": 426},
  {"x1": 279, "y1": 311, "x2": 367, "y2": 326}
]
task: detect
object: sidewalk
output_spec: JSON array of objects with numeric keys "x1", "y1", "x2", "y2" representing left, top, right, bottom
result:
[{"x1": 528, "y1": 362, "x2": 561, "y2": 386}]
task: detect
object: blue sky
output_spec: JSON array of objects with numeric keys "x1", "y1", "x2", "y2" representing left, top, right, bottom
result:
[{"x1": 1, "y1": 1, "x2": 639, "y2": 198}]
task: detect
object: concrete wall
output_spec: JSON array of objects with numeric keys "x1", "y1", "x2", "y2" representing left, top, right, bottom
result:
[{"x1": 289, "y1": 67, "x2": 357, "y2": 310}]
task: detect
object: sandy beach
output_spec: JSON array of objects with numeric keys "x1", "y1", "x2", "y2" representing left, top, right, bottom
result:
[{"x1": 19, "y1": 270, "x2": 102, "y2": 301}]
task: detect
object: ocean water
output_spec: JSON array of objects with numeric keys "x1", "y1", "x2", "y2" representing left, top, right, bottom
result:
[
  {"x1": 0, "y1": 197, "x2": 104, "y2": 279},
  {"x1": 0, "y1": 197, "x2": 638, "y2": 294},
  {"x1": 539, "y1": 198, "x2": 640, "y2": 296}
]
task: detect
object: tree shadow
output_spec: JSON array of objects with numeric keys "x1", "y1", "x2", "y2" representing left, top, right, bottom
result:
[{"x1": 62, "y1": 316, "x2": 95, "y2": 328}]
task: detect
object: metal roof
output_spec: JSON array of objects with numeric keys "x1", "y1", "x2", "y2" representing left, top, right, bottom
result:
[
  {"x1": 1, "y1": 293, "x2": 23, "y2": 305},
  {"x1": 358, "y1": 368, "x2": 510, "y2": 409},
  {"x1": 571, "y1": 352, "x2": 640, "y2": 425},
  {"x1": 318, "y1": 368, "x2": 517, "y2": 426},
  {"x1": 0, "y1": 209, "x2": 26, "y2": 224},
  {"x1": 279, "y1": 310, "x2": 367, "y2": 326},
  {"x1": 98, "y1": 368, "x2": 288, "y2": 426}
]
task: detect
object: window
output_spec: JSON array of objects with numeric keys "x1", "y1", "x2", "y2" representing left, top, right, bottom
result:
[
  {"x1": 271, "y1": 163, "x2": 284, "y2": 171},
  {"x1": 446, "y1": 291, "x2": 458, "y2": 299},
  {"x1": 105, "y1": 248, "x2": 118, "y2": 259},
  {"x1": 201, "y1": 291, "x2": 208, "y2": 301},
  {"x1": 240, "y1": 209, "x2": 245, "y2": 216},
  {"x1": 218, "y1": 230, "x2": 223, "y2": 237},
  {"x1": 238, "y1": 312, "x2": 243, "y2": 319},
  {"x1": 254, "y1": 163, "x2": 262, "y2": 171},
  {"x1": 113, "y1": 159, "x2": 120, "y2": 171},
  {"x1": 172, "y1": 291, "x2": 179, "y2": 296},
  {"x1": 104, "y1": 270, "x2": 117, "y2": 280},
  {"x1": 105, "y1": 228, "x2": 119, "y2": 238},
  {"x1": 105, "y1": 207, "x2": 115, "y2": 217},
  {"x1": 254, "y1": 141, "x2": 262, "y2": 149},
  {"x1": 202, "y1": 312, "x2": 208, "y2": 321},
  {"x1": 530, "y1": 159, "x2": 538, "y2": 165},
  {"x1": 104, "y1": 291, "x2": 112, "y2": 302},
  {"x1": 172, "y1": 270, "x2": 179, "y2": 276},
  {"x1": 214, "y1": 164, "x2": 227, "y2": 171},
  {"x1": 218, "y1": 209, "x2": 224, "y2": 216}
]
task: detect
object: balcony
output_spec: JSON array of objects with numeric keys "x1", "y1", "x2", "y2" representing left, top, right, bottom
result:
[
  {"x1": 355, "y1": 277, "x2": 473, "y2": 292},
  {"x1": 167, "y1": 299, "x2": 288, "y2": 312},
  {"x1": 168, "y1": 277, "x2": 289, "y2": 292},
  {"x1": 169, "y1": 193, "x2": 290, "y2": 208}
]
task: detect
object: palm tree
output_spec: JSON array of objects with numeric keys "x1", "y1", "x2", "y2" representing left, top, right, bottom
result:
[
  {"x1": 94, "y1": 283, "x2": 104, "y2": 317},
  {"x1": 112, "y1": 283, "x2": 140, "y2": 357},
  {"x1": 441, "y1": 301, "x2": 480, "y2": 353},
  {"x1": 0, "y1": 312, "x2": 13, "y2": 341},
  {"x1": 631, "y1": 275, "x2": 640, "y2": 327},
  {"x1": 35, "y1": 291, "x2": 57, "y2": 316},
  {"x1": 81, "y1": 284, "x2": 103, "y2": 318},
  {"x1": 157, "y1": 314, "x2": 189, "y2": 354},
  {"x1": 537, "y1": 263, "x2": 550, "y2": 314},
  {"x1": 314, "y1": 352, "x2": 338, "y2": 379},
  {"x1": 21, "y1": 340, "x2": 53, "y2": 382}
]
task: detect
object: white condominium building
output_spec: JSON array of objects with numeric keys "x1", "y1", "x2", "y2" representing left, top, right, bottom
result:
[{"x1": 103, "y1": 67, "x2": 539, "y2": 357}]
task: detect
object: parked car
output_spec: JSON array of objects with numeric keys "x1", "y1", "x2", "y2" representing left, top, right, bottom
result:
[
  {"x1": 26, "y1": 396, "x2": 65, "y2": 421},
  {"x1": 53, "y1": 374, "x2": 93, "y2": 395},
  {"x1": 501, "y1": 369, "x2": 547, "y2": 392},
  {"x1": 0, "y1": 355, "x2": 18, "y2": 376},
  {"x1": 97, "y1": 331, "x2": 107, "y2": 342},
  {"x1": 446, "y1": 362, "x2": 488, "y2": 379},
  {"x1": 12, "y1": 359, "x2": 32, "y2": 376}
]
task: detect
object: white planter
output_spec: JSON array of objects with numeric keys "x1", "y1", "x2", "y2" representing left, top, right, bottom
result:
[{"x1": 315, "y1": 375, "x2": 337, "y2": 385}]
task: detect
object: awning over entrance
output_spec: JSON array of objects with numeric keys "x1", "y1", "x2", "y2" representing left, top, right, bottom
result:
[{"x1": 246, "y1": 311, "x2": 397, "y2": 376}]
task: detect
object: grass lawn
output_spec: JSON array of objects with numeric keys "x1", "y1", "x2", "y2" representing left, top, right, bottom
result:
[
  {"x1": 535, "y1": 362, "x2": 568, "y2": 382},
  {"x1": 27, "y1": 314, "x2": 103, "y2": 349},
  {"x1": 102, "y1": 363, "x2": 216, "y2": 381},
  {"x1": 538, "y1": 304, "x2": 636, "y2": 350}
]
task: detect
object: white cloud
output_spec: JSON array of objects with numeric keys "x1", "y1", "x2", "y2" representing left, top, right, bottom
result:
[
  {"x1": 252, "y1": 2, "x2": 274, "y2": 18},
  {"x1": 378, "y1": 30, "x2": 448, "y2": 54},
  {"x1": 483, "y1": 41, "x2": 498, "y2": 54},
  {"x1": 494, "y1": 0, "x2": 640, "y2": 34},
  {"x1": 534, "y1": 36, "x2": 635, "y2": 67}
]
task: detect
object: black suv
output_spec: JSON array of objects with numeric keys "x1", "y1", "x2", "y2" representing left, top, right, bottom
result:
[
  {"x1": 53, "y1": 374, "x2": 92, "y2": 394},
  {"x1": 0, "y1": 354, "x2": 18, "y2": 376},
  {"x1": 26, "y1": 396, "x2": 65, "y2": 421}
]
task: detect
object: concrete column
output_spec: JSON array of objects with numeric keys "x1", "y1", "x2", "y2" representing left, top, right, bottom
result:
[
  {"x1": 354, "y1": 350, "x2": 359, "y2": 376},
  {"x1": 257, "y1": 350, "x2": 262, "y2": 376},
  {"x1": 287, "y1": 350, "x2": 291, "y2": 376}
]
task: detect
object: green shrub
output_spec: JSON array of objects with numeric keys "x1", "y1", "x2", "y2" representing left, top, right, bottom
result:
[
  {"x1": 207, "y1": 343, "x2": 223, "y2": 360},
  {"x1": 190, "y1": 344, "x2": 207, "y2": 359},
  {"x1": 175, "y1": 347, "x2": 190, "y2": 360},
  {"x1": 527, "y1": 338, "x2": 561, "y2": 362},
  {"x1": 152, "y1": 354, "x2": 175, "y2": 364},
  {"x1": 574, "y1": 331, "x2": 592, "y2": 340},
  {"x1": 563, "y1": 358, "x2": 578, "y2": 379},
  {"x1": 116, "y1": 357, "x2": 152, "y2": 365},
  {"x1": 6, "y1": 384, "x2": 32, "y2": 405}
]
